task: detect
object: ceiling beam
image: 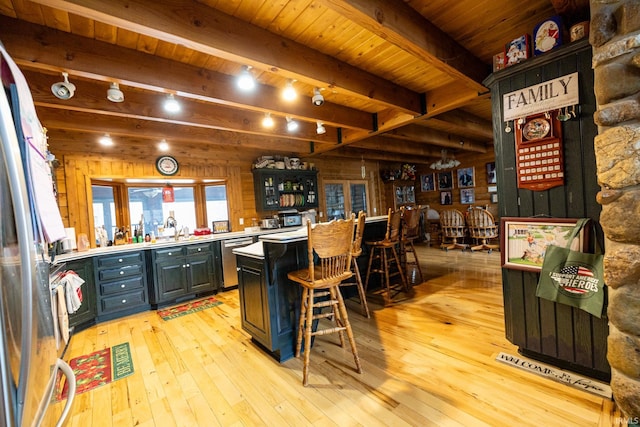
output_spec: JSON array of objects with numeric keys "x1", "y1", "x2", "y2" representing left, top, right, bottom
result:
[
  {"x1": 421, "y1": 110, "x2": 494, "y2": 140},
  {"x1": 318, "y1": 0, "x2": 490, "y2": 90},
  {"x1": 325, "y1": 146, "x2": 434, "y2": 164},
  {"x1": 0, "y1": 16, "x2": 372, "y2": 131},
  {"x1": 384, "y1": 125, "x2": 487, "y2": 153},
  {"x1": 27, "y1": 0, "x2": 422, "y2": 113}
]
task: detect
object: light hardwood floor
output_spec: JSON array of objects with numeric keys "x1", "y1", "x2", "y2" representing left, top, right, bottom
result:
[{"x1": 49, "y1": 246, "x2": 624, "y2": 426}]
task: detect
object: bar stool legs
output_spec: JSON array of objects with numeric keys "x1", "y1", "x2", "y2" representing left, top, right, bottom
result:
[
  {"x1": 365, "y1": 243, "x2": 408, "y2": 305},
  {"x1": 295, "y1": 285, "x2": 362, "y2": 386}
]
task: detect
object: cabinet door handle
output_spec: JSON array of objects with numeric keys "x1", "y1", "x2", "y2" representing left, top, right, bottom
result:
[
  {"x1": 182, "y1": 264, "x2": 186, "y2": 268},
  {"x1": 120, "y1": 284, "x2": 126, "y2": 288},
  {"x1": 168, "y1": 252, "x2": 172, "y2": 256},
  {"x1": 186, "y1": 263, "x2": 190, "y2": 268},
  {"x1": 121, "y1": 299, "x2": 127, "y2": 304},
  {"x1": 118, "y1": 258, "x2": 123, "y2": 262},
  {"x1": 197, "y1": 248, "x2": 201, "y2": 252},
  {"x1": 119, "y1": 271, "x2": 124, "y2": 275}
]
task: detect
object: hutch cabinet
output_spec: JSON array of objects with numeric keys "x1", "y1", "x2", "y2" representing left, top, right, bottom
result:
[
  {"x1": 253, "y1": 169, "x2": 318, "y2": 211},
  {"x1": 484, "y1": 39, "x2": 609, "y2": 381}
]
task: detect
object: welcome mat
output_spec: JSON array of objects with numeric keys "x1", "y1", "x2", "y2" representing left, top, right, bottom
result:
[
  {"x1": 157, "y1": 296, "x2": 222, "y2": 321},
  {"x1": 55, "y1": 342, "x2": 133, "y2": 401},
  {"x1": 495, "y1": 352, "x2": 611, "y2": 399}
]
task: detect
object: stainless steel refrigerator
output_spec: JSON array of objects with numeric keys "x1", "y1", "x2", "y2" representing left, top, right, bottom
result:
[{"x1": 0, "y1": 46, "x2": 76, "y2": 426}]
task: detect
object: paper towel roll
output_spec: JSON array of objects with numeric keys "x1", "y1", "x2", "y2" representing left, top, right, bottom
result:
[{"x1": 61, "y1": 227, "x2": 77, "y2": 252}]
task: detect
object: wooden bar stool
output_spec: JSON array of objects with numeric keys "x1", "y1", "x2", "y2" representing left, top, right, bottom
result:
[
  {"x1": 400, "y1": 206, "x2": 424, "y2": 284},
  {"x1": 340, "y1": 211, "x2": 370, "y2": 318},
  {"x1": 287, "y1": 215, "x2": 362, "y2": 386},
  {"x1": 364, "y1": 208, "x2": 409, "y2": 305}
]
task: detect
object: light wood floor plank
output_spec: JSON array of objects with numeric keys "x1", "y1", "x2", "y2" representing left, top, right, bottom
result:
[{"x1": 48, "y1": 246, "x2": 621, "y2": 426}]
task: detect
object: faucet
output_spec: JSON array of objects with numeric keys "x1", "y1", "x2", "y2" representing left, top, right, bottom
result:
[{"x1": 165, "y1": 215, "x2": 179, "y2": 240}]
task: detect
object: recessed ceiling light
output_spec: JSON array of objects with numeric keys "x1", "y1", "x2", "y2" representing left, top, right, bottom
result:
[
  {"x1": 164, "y1": 94, "x2": 180, "y2": 113},
  {"x1": 158, "y1": 139, "x2": 169, "y2": 151},
  {"x1": 236, "y1": 65, "x2": 256, "y2": 91},
  {"x1": 99, "y1": 133, "x2": 113, "y2": 146},
  {"x1": 262, "y1": 112, "x2": 274, "y2": 128},
  {"x1": 282, "y1": 80, "x2": 297, "y2": 101}
]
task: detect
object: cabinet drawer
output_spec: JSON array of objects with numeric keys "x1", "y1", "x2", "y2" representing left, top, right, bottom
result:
[
  {"x1": 97, "y1": 252, "x2": 143, "y2": 268},
  {"x1": 99, "y1": 276, "x2": 145, "y2": 296},
  {"x1": 186, "y1": 243, "x2": 211, "y2": 255},
  {"x1": 100, "y1": 289, "x2": 147, "y2": 313},
  {"x1": 98, "y1": 264, "x2": 143, "y2": 281},
  {"x1": 154, "y1": 247, "x2": 184, "y2": 260}
]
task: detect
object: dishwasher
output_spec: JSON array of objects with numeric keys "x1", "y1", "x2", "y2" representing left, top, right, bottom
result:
[{"x1": 221, "y1": 236, "x2": 255, "y2": 289}]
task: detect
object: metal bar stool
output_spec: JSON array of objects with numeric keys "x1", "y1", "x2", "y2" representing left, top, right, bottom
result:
[
  {"x1": 287, "y1": 215, "x2": 362, "y2": 386},
  {"x1": 364, "y1": 208, "x2": 409, "y2": 305},
  {"x1": 340, "y1": 211, "x2": 370, "y2": 318}
]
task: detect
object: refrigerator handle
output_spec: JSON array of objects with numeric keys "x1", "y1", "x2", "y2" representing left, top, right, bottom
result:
[{"x1": 33, "y1": 358, "x2": 76, "y2": 427}]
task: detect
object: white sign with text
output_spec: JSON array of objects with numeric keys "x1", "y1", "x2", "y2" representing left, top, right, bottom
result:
[{"x1": 503, "y1": 72, "x2": 579, "y2": 122}]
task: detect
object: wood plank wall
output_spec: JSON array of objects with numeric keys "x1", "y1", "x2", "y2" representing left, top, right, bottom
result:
[{"x1": 50, "y1": 140, "x2": 495, "y2": 245}]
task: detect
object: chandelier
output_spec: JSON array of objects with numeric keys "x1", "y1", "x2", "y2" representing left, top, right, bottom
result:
[{"x1": 430, "y1": 149, "x2": 460, "y2": 170}]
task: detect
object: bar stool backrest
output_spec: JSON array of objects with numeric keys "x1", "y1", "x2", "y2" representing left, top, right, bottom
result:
[{"x1": 306, "y1": 215, "x2": 355, "y2": 287}]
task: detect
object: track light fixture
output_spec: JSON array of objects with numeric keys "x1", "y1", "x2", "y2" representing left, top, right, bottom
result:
[
  {"x1": 282, "y1": 80, "x2": 297, "y2": 101},
  {"x1": 236, "y1": 65, "x2": 256, "y2": 91},
  {"x1": 164, "y1": 94, "x2": 181, "y2": 113},
  {"x1": 51, "y1": 72, "x2": 76, "y2": 100},
  {"x1": 107, "y1": 82, "x2": 124, "y2": 102},
  {"x1": 99, "y1": 133, "x2": 113, "y2": 146},
  {"x1": 262, "y1": 112, "x2": 274, "y2": 128},
  {"x1": 312, "y1": 88, "x2": 324, "y2": 106},
  {"x1": 316, "y1": 121, "x2": 326, "y2": 134},
  {"x1": 286, "y1": 116, "x2": 298, "y2": 132}
]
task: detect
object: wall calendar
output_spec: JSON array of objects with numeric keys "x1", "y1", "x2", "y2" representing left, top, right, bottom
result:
[{"x1": 515, "y1": 111, "x2": 564, "y2": 191}]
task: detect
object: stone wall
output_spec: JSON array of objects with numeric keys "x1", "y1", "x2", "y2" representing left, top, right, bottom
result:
[{"x1": 591, "y1": 0, "x2": 640, "y2": 418}]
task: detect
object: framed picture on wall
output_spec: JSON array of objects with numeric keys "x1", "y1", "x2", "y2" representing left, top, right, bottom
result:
[
  {"x1": 420, "y1": 173, "x2": 436, "y2": 192},
  {"x1": 457, "y1": 167, "x2": 475, "y2": 188},
  {"x1": 500, "y1": 217, "x2": 587, "y2": 272},
  {"x1": 460, "y1": 188, "x2": 475, "y2": 204},
  {"x1": 440, "y1": 190, "x2": 452, "y2": 205},
  {"x1": 487, "y1": 162, "x2": 497, "y2": 184},
  {"x1": 437, "y1": 171, "x2": 453, "y2": 190}
]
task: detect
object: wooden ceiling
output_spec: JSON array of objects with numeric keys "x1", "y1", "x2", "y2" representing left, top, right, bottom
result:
[{"x1": 0, "y1": 0, "x2": 577, "y2": 164}]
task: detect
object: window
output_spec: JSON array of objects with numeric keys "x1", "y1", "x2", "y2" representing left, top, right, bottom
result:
[{"x1": 91, "y1": 180, "x2": 228, "y2": 243}]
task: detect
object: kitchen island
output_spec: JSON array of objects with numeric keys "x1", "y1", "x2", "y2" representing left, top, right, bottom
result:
[{"x1": 233, "y1": 216, "x2": 387, "y2": 362}]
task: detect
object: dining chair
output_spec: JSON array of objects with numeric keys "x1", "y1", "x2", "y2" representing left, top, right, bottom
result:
[
  {"x1": 287, "y1": 216, "x2": 362, "y2": 386},
  {"x1": 439, "y1": 209, "x2": 468, "y2": 251},
  {"x1": 466, "y1": 207, "x2": 499, "y2": 253}
]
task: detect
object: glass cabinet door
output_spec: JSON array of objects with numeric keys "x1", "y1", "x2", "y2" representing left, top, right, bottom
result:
[
  {"x1": 350, "y1": 182, "x2": 368, "y2": 214},
  {"x1": 324, "y1": 183, "x2": 346, "y2": 220}
]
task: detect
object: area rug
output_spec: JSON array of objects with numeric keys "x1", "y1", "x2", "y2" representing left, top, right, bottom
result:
[
  {"x1": 55, "y1": 342, "x2": 133, "y2": 401},
  {"x1": 495, "y1": 352, "x2": 611, "y2": 399},
  {"x1": 157, "y1": 296, "x2": 222, "y2": 321}
]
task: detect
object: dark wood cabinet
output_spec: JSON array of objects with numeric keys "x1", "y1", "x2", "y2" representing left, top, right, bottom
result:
[
  {"x1": 484, "y1": 39, "x2": 609, "y2": 381},
  {"x1": 94, "y1": 250, "x2": 149, "y2": 321},
  {"x1": 66, "y1": 257, "x2": 97, "y2": 331},
  {"x1": 253, "y1": 169, "x2": 318, "y2": 211},
  {"x1": 237, "y1": 255, "x2": 272, "y2": 348},
  {"x1": 150, "y1": 241, "x2": 220, "y2": 305}
]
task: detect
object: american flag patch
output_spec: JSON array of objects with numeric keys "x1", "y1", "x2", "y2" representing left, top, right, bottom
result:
[{"x1": 560, "y1": 265, "x2": 594, "y2": 277}]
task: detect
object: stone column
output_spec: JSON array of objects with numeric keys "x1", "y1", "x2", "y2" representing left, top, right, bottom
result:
[{"x1": 591, "y1": 0, "x2": 640, "y2": 418}]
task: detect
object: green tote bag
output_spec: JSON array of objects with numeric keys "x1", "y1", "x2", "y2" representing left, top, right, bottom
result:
[{"x1": 535, "y1": 218, "x2": 606, "y2": 318}]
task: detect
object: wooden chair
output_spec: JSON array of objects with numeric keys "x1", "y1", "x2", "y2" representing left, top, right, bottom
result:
[
  {"x1": 400, "y1": 206, "x2": 424, "y2": 284},
  {"x1": 466, "y1": 208, "x2": 499, "y2": 253},
  {"x1": 365, "y1": 208, "x2": 409, "y2": 305},
  {"x1": 287, "y1": 216, "x2": 362, "y2": 386},
  {"x1": 439, "y1": 209, "x2": 468, "y2": 251},
  {"x1": 340, "y1": 211, "x2": 370, "y2": 318}
]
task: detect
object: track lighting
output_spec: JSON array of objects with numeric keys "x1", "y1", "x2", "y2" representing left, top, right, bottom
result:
[
  {"x1": 99, "y1": 133, "x2": 113, "y2": 146},
  {"x1": 164, "y1": 94, "x2": 180, "y2": 113},
  {"x1": 316, "y1": 121, "x2": 326, "y2": 135},
  {"x1": 107, "y1": 82, "x2": 124, "y2": 102},
  {"x1": 286, "y1": 116, "x2": 298, "y2": 132},
  {"x1": 262, "y1": 112, "x2": 274, "y2": 128},
  {"x1": 282, "y1": 80, "x2": 297, "y2": 101},
  {"x1": 236, "y1": 65, "x2": 256, "y2": 91},
  {"x1": 312, "y1": 88, "x2": 324, "y2": 106},
  {"x1": 51, "y1": 72, "x2": 76, "y2": 100}
]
